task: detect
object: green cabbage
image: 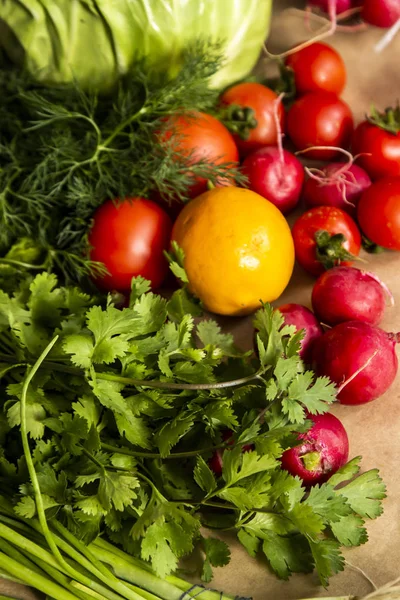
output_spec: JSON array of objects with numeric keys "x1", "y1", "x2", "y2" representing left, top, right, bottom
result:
[{"x1": 0, "y1": 0, "x2": 272, "y2": 92}]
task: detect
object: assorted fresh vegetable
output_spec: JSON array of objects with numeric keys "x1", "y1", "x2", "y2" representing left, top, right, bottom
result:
[
  {"x1": 171, "y1": 187, "x2": 295, "y2": 315},
  {"x1": 303, "y1": 161, "x2": 371, "y2": 215},
  {"x1": 0, "y1": 9, "x2": 399, "y2": 600},
  {"x1": 292, "y1": 206, "x2": 362, "y2": 276},
  {"x1": 280, "y1": 412, "x2": 349, "y2": 485},
  {"x1": 313, "y1": 321, "x2": 399, "y2": 405},
  {"x1": 312, "y1": 266, "x2": 392, "y2": 326},
  {"x1": 287, "y1": 92, "x2": 354, "y2": 159},
  {"x1": 0, "y1": 273, "x2": 385, "y2": 592},
  {"x1": 220, "y1": 82, "x2": 285, "y2": 156},
  {"x1": 357, "y1": 178, "x2": 400, "y2": 249},
  {"x1": 242, "y1": 146, "x2": 304, "y2": 214},
  {"x1": 285, "y1": 42, "x2": 347, "y2": 96},
  {"x1": 88, "y1": 198, "x2": 173, "y2": 293},
  {"x1": 0, "y1": 0, "x2": 273, "y2": 92}
]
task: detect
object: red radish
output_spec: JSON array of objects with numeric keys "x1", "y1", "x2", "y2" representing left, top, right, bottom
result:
[
  {"x1": 312, "y1": 266, "x2": 393, "y2": 326},
  {"x1": 304, "y1": 161, "x2": 371, "y2": 216},
  {"x1": 242, "y1": 94, "x2": 304, "y2": 215},
  {"x1": 312, "y1": 321, "x2": 399, "y2": 405},
  {"x1": 242, "y1": 147, "x2": 304, "y2": 215},
  {"x1": 281, "y1": 412, "x2": 349, "y2": 486},
  {"x1": 208, "y1": 430, "x2": 253, "y2": 477},
  {"x1": 362, "y1": 0, "x2": 400, "y2": 28},
  {"x1": 277, "y1": 303, "x2": 323, "y2": 363}
]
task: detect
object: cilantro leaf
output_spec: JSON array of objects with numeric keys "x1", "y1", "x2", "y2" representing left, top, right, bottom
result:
[
  {"x1": 63, "y1": 334, "x2": 94, "y2": 368},
  {"x1": 237, "y1": 529, "x2": 260, "y2": 559},
  {"x1": 196, "y1": 320, "x2": 237, "y2": 355},
  {"x1": 15, "y1": 494, "x2": 60, "y2": 519},
  {"x1": 288, "y1": 373, "x2": 336, "y2": 416},
  {"x1": 194, "y1": 456, "x2": 217, "y2": 494},
  {"x1": 98, "y1": 472, "x2": 140, "y2": 512},
  {"x1": 167, "y1": 288, "x2": 202, "y2": 323},
  {"x1": 115, "y1": 413, "x2": 152, "y2": 450},
  {"x1": 222, "y1": 448, "x2": 278, "y2": 485},
  {"x1": 328, "y1": 456, "x2": 362, "y2": 487},
  {"x1": 165, "y1": 241, "x2": 189, "y2": 284},
  {"x1": 331, "y1": 514, "x2": 368, "y2": 547},
  {"x1": 201, "y1": 537, "x2": 231, "y2": 583},
  {"x1": 155, "y1": 412, "x2": 197, "y2": 458},
  {"x1": 129, "y1": 277, "x2": 152, "y2": 305},
  {"x1": 262, "y1": 533, "x2": 313, "y2": 580},
  {"x1": 308, "y1": 538, "x2": 345, "y2": 587},
  {"x1": 305, "y1": 483, "x2": 352, "y2": 523},
  {"x1": 338, "y1": 470, "x2": 386, "y2": 519}
]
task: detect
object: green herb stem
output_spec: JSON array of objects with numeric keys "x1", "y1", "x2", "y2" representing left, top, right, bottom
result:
[{"x1": 0, "y1": 551, "x2": 78, "y2": 600}]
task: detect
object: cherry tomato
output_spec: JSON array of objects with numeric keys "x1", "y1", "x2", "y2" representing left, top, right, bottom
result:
[
  {"x1": 357, "y1": 177, "x2": 400, "y2": 250},
  {"x1": 292, "y1": 206, "x2": 361, "y2": 276},
  {"x1": 287, "y1": 92, "x2": 354, "y2": 160},
  {"x1": 352, "y1": 120, "x2": 400, "y2": 180},
  {"x1": 285, "y1": 42, "x2": 346, "y2": 96},
  {"x1": 220, "y1": 82, "x2": 285, "y2": 156},
  {"x1": 159, "y1": 111, "x2": 239, "y2": 198},
  {"x1": 88, "y1": 197, "x2": 172, "y2": 292}
]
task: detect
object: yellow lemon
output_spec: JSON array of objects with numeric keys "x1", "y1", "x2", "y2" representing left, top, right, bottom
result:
[{"x1": 172, "y1": 187, "x2": 295, "y2": 316}]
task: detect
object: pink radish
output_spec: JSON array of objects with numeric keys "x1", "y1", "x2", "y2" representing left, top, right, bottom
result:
[
  {"x1": 277, "y1": 303, "x2": 323, "y2": 363},
  {"x1": 242, "y1": 94, "x2": 304, "y2": 215},
  {"x1": 312, "y1": 266, "x2": 393, "y2": 326},
  {"x1": 303, "y1": 161, "x2": 371, "y2": 216},
  {"x1": 312, "y1": 320, "x2": 399, "y2": 405},
  {"x1": 242, "y1": 147, "x2": 304, "y2": 215},
  {"x1": 362, "y1": 0, "x2": 400, "y2": 28},
  {"x1": 281, "y1": 412, "x2": 349, "y2": 485}
]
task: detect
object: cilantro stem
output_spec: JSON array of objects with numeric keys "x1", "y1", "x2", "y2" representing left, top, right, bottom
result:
[
  {"x1": 0, "y1": 551, "x2": 78, "y2": 600},
  {"x1": 100, "y1": 442, "x2": 228, "y2": 460},
  {"x1": 19, "y1": 339, "x2": 147, "y2": 600},
  {"x1": 0, "y1": 353, "x2": 267, "y2": 391},
  {"x1": 96, "y1": 370, "x2": 266, "y2": 391}
]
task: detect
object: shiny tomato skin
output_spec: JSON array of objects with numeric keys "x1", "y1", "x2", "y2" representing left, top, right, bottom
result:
[
  {"x1": 89, "y1": 197, "x2": 172, "y2": 292},
  {"x1": 357, "y1": 177, "x2": 400, "y2": 250},
  {"x1": 286, "y1": 42, "x2": 346, "y2": 95},
  {"x1": 220, "y1": 82, "x2": 285, "y2": 156},
  {"x1": 287, "y1": 92, "x2": 354, "y2": 160},
  {"x1": 159, "y1": 111, "x2": 239, "y2": 198},
  {"x1": 292, "y1": 206, "x2": 361, "y2": 276},
  {"x1": 352, "y1": 120, "x2": 400, "y2": 180}
]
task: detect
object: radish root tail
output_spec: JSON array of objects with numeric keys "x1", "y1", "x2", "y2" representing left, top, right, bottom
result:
[{"x1": 337, "y1": 350, "x2": 379, "y2": 394}]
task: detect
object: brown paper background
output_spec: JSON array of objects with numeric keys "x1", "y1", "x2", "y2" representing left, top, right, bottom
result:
[{"x1": 2, "y1": 2, "x2": 400, "y2": 599}]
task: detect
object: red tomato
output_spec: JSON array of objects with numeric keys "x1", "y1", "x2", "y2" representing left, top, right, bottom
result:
[
  {"x1": 88, "y1": 198, "x2": 172, "y2": 292},
  {"x1": 220, "y1": 82, "x2": 285, "y2": 156},
  {"x1": 159, "y1": 111, "x2": 238, "y2": 198},
  {"x1": 292, "y1": 206, "x2": 361, "y2": 276},
  {"x1": 352, "y1": 120, "x2": 400, "y2": 180},
  {"x1": 287, "y1": 92, "x2": 354, "y2": 160},
  {"x1": 285, "y1": 42, "x2": 346, "y2": 96},
  {"x1": 357, "y1": 177, "x2": 400, "y2": 250}
]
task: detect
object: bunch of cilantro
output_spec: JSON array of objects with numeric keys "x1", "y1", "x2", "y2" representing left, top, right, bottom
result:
[{"x1": 0, "y1": 272, "x2": 386, "y2": 590}]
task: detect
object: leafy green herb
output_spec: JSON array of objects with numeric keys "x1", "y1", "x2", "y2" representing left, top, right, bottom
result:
[
  {"x1": 0, "y1": 41, "x2": 245, "y2": 285},
  {"x1": 0, "y1": 273, "x2": 386, "y2": 587}
]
